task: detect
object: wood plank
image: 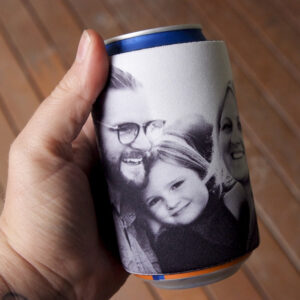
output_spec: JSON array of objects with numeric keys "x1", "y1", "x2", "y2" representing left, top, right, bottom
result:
[
  {"x1": 0, "y1": 0, "x2": 66, "y2": 97},
  {"x1": 64, "y1": 0, "x2": 123, "y2": 39},
  {"x1": 0, "y1": 32, "x2": 39, "y2": 132},
  {"x1": 102, "y1": 0, "x2": 161, "y2": 33},
  {"x1": 189, "y1": 0, "x2": 300, "y2": 137},
  {"x1": 228, "y1": 0, "x2": 300, "y2": 79},
  {"x1": 246, "y1": 218, "x2": 300, "y2": 300},
  {"x1": 244, "y1": 133, "x2": 300, "y2": 270},
  {"x1": 26, "y1": 0, "x2": 82, "y2": 69},
  {"x1": 231, "y1": 61, "x2": 300, "y2": 200},
  {"x1": 0, "y1": 109, "x2": 15, "y2": 192},
  {"x1": 206, "y1": 269, "x2": 263, "y2": 300},
  {"x1": 154, "y1": 285, "x2": 209, "y2": 300},
  {"x1": 274, "y1": 0, "x2": 300, "y2": 31},
  {"x1": 111, "y1": 276, "x2": 157, "y2": 300},
  {"x1": 282, "y1": 0, "x2": 300, "y2": 16},
  {"x1": 141, "y1": 0, "x2": 200, "y2": 26}
]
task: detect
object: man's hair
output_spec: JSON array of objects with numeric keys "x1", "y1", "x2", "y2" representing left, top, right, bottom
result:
[
  {"x1": 92, "y1": 66, "x2": 141, "y2": 118},
  {"x1": 107, "y1": 66, "x2": 141, "y2": 90}
]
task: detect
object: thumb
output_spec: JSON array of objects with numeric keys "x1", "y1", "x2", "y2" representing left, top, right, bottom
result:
[{"x1": 19, "y1": 29, "x2": 108, "y2": 153}]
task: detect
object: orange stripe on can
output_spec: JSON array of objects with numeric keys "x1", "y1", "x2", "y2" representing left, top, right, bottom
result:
[{"x1": 135, "y1": 253, "x2": 250, "y2": 281}]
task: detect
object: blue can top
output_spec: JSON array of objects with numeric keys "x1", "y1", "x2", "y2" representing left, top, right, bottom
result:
[{"x1": 105, "y1": 25, "x2": 206, "y2": 56}]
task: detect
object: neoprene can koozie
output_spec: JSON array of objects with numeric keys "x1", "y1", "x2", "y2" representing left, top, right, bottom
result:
[{"x1": 92, "y1": 25, "x2": 259, "y2": 289}]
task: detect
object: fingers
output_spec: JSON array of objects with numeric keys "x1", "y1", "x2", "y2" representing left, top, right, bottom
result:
[{"x1": 17, "y1": 29, "x2": 109, "y2": 153}]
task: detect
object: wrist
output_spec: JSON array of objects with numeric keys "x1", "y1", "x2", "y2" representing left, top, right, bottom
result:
[{"x1": 0, "y1": 227, "x2": 75, "y2": 300}]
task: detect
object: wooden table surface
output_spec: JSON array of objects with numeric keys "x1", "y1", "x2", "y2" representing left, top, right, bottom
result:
[{"x1": 0, "y1": 0, "x2": 299, "y2": 299}]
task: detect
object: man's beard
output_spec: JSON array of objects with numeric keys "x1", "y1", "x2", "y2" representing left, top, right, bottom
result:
[
  {"x1": 105, "y1": 150, "x2": 151, "y2": 190},
  {"x1": 120, "y1": 159, "x2": 146, "y2": 187}
]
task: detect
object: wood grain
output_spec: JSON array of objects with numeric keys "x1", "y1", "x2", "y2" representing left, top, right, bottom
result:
[
  {"x1": 64, "y1": 0, "x2": 123, "y2": 39},
  {"x1": 102, "y1": 0, "x2": 161, "y2": 33},
  {"x1": 111, "y1": 276, "x2": 158, "y2": 300},
  {"x1": 228, "y1": 0, "x2": 300, "y2": 78},
  {"x1": 0, "y1": 32, "x2": 39, "y2": 132},
  {"x1": 232, "y1": 63, "x2": 300, "y2": 201},
  {"x1": 245, "y1": 134, "x2": 300, "y2": 270},
  {"x1": 0, "y1": 0, "x2": 65, "y2": 97},
  {"x1": 26, "y1": 0, "x2": 82, "y2": 68},
  {"x1": 206, "y1": 269, "x2": 263, "y2": 300},
  {"x1": 246, "y1": 218, "x2": 300, "y2": 300},
  {"x1": 154, "y1": 285, "x2": 209, "y2": 300},
  {"x1": 232, "y1": 62, "x2": 300, "y2": 201},
  {"x1": 272, "y1": 0, "x2": 300, "y2": 32}
]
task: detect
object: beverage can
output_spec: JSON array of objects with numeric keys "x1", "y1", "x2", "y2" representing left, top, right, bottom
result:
[{"x1": 92, "y1": 24, "x2": 259, "y2": 289}]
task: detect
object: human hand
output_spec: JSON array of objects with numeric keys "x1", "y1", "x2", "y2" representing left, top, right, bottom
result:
[{"x1": 0, "y1": 30, "x2": 127, "y2": 300}]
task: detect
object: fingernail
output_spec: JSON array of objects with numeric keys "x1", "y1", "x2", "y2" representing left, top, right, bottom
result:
[{"x1": 76, "y1": 31, "x2": 91, "y2": 63}]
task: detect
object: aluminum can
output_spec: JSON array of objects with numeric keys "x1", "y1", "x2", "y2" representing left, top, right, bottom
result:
[{"x1": 92, "y1": 24, "x2": 259, "y2": 289}]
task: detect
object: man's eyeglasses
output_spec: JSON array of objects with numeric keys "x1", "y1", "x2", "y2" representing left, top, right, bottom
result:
[{"x1": 100, "y1": 120, "x2": 166, "y2": 145}]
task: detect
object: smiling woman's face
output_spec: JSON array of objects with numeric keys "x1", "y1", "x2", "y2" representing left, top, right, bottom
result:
[
  {"x1": 143, "y1": 160, "x2": 209, "y2": 226},
  {"x1": 219, "y1": 90, "x2": 249, "y2": 183}
]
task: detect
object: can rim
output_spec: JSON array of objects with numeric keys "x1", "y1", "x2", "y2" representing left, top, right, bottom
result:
[{"x1": 104, "y1": 24, "x2": 202, "y2": 45}]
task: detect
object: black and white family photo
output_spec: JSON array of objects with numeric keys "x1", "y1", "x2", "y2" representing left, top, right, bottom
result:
[{"x1": 92, "y1": 42, "x2": 259, "y2": 275}]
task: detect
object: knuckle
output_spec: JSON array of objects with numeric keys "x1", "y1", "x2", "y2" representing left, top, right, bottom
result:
[
  {"x1": 9, "y1": 135, "x2": 25, "y2": 165},
  {"x1": 9, "y1": 132, "x2": 44, "y2": 165},
  {"x1": 52, "y1": 72, "x2": 82, "y2": 101}
]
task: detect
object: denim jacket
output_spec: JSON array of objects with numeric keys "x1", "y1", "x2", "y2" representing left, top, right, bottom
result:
[{"x1": 111, "y1": 191, "x2": 161, "y2": 275}]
